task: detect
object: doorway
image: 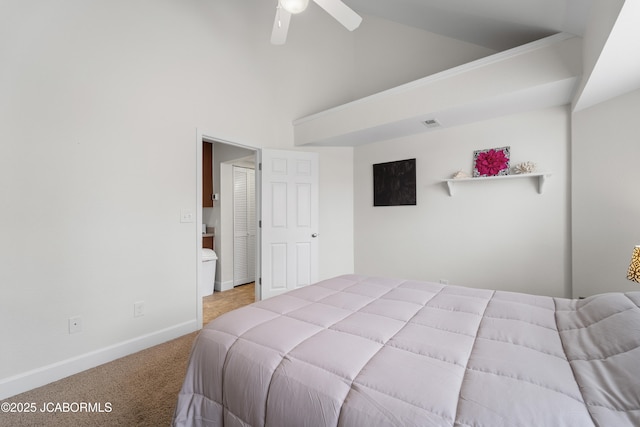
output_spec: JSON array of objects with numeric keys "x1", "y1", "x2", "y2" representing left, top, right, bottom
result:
[
  {"x1": 195, "y1": 132, "x2": 320, "y2": 327},
  {"x1": 203, "y1": 141, "x2": 258, "y2": 290},
  {"x1": 197, "y1": 134, "x2": 260, "y2": 327}
]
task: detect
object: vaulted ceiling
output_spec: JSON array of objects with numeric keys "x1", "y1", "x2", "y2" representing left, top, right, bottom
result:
[
  {"x1": 343, "y1": 0, "x2": 594, "y2": 51},
  {"x1": 289, "y1": 0, "x2": 640, "y2": 146}
]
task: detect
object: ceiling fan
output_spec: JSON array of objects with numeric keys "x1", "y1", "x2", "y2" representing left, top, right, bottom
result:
[{"x1": 271, "y1": 0, "x2": 362, "y2": 45}]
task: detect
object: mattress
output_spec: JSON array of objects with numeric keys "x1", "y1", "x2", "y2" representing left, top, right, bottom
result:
[{"x1": 173, "y1": 274, "x2": 640, "y2": 426}]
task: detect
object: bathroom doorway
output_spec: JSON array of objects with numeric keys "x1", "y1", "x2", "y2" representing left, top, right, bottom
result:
[
  {"x1": 200, "y1": 136, "x2": 260, "y2": 325},
  {"x1": 196, "y1": 132, "x2": 319, "y2": 327},
  {"x1": 202, "y1": 140, "x2": 258, "y2": 291}
]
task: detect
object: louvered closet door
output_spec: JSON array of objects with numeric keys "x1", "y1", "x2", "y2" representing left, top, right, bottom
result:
[
  {"x1": 246, "y1": 168, "x2": 256, "y2": 282},
  {"x1": 233, "y1": 166, "x2": 256, "y2": 286}
]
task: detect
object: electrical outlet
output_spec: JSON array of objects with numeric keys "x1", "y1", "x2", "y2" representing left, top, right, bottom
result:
[
  {"x1": 134, "y1": 301, "x2": 145, "y2": 317},
  {"x1": 68, "y1": 316, "x2": 82, "y2": 334}
]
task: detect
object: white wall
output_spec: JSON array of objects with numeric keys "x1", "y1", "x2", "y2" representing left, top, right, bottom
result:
[
  {"x1": 572, "y1": 88, "x2": 640, "y2": 297},
  {"x1": 354, "y1": 106, "x2": 571, "y2": 297},
  {"x1": 313, "y1": 147, "x2": 355, "y2": 279},
  {"x1": 1, "y1": 0, "x2": 228, "y2": 395}
]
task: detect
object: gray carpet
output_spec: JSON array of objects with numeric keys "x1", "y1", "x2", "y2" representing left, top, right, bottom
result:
[{"x1": 1, "y1": 332, "x2": 197, "y2": 427}]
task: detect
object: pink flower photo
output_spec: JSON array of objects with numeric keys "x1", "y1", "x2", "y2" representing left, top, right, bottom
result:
[{"x1": 473, "y1": 146, "x2": 510, "y2": 177}]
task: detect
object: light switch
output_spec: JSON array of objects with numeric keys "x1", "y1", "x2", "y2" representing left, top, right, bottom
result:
[{"x1": 180, "y1": 209, "x2": 194, "y2": 223}]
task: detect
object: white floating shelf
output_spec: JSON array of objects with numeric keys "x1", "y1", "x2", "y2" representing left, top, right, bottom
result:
[{"x1": 443, "y1": 173, "x2": 551, "y2": 196}]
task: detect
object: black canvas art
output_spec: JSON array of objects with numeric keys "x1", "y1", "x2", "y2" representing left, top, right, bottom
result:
[{"x1": 373, "y1": 158, "x2": 416, "y2": 206}]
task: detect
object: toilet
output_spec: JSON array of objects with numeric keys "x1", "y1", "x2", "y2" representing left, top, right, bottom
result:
[{"x1": 201, "y1": 248, "x2": 218, "y2": 296}]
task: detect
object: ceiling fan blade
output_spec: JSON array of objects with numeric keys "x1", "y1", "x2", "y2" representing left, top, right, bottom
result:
[
  {"x1": 271, "y1": 7, "x2": 292, "y2": 45},
  {"x1": 313, "y1": 0, "x2": 362, "y2": 31}
]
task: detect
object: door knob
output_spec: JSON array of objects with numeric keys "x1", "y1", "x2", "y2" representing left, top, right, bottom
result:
[{"x1": 311, "y1": 233, "x2": 318, "y2": 238}]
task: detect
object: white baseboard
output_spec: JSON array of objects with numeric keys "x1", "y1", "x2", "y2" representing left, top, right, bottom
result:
[
  {"x1": 0, "y1": 320, "x2": 199, "y2": 401},
  {"x1": 215, "y1": 280, "x2": 234, "y2": 292}
]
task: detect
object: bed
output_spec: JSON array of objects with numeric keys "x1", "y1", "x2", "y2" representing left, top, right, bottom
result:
[{"x1": 173, "y1": 274, "x2": 640, "y2": 426}]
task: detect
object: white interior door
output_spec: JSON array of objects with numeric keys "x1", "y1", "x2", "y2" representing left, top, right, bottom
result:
[
  {"x1": 233, "y1": 166, "x2": 256, "y2": 286},
  {"x1": 261, "y1": 149, "x2": 318, "y2": 299}
]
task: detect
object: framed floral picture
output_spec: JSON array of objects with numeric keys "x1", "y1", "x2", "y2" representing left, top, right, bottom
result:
[{"x1": 473, "y1": 146, "x2": 510, "y2": 177}]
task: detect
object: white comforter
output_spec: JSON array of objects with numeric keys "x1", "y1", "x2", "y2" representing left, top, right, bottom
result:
[{"x1": 173, "y1": 274, "x2": 640, "y2": 426}]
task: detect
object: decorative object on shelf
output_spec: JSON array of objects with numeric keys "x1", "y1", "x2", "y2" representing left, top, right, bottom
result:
[
  {"x1": 473, "y1": 146, "x2": 510, "y2": 177},
  {"x1": 373, "y1": 158, "x2": 416, "y2": 206},
  {"x1": 512, "y1": 161, "x2": 537, "y2": 174},
  {"x1": 627, "y1": 246, "x2": 640, "y2": 283},
  {"x1": 451, "y1": 170, "x2": 470, "y2": 179}
]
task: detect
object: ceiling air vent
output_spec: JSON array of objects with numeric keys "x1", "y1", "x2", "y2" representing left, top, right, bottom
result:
[{"x1": 422, "y1": 119, "x2": 441, "y2": 129}]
